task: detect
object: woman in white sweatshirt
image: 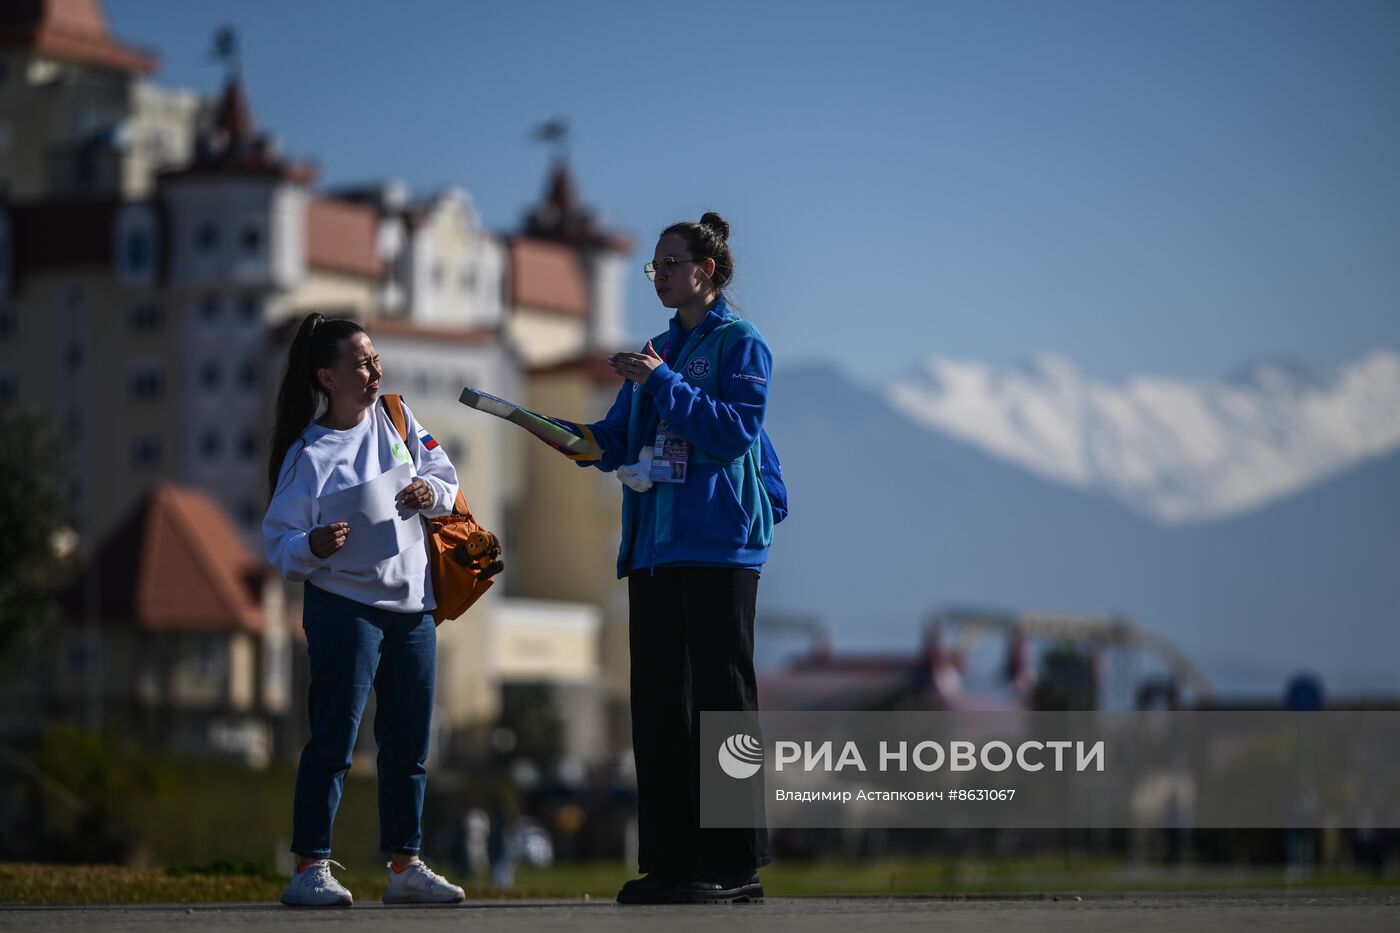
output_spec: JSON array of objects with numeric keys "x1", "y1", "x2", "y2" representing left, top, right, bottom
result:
[{"x1": 263, "y1": 312, "x2": 465, "y2": 908}]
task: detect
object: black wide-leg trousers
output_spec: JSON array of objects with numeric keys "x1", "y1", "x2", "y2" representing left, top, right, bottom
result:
[{"x1": 627, "y1": 566, "x2": 772, "y2": 876}]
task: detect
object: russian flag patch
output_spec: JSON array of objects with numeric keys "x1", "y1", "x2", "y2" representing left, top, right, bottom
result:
[{"x1": 419, "y1": 430, "x2": 439, "y2": 451}]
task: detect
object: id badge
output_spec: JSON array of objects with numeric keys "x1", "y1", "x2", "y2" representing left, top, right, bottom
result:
[{"x1": 650, "y1": 421, "x2": 690, "y2": 484}]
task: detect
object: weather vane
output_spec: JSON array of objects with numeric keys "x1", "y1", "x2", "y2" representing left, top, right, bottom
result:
[
  {"x1": 532, "y1": 116, "x2": 569, "y2": 159},
  {"x1": 210, "y1": 24, "x2": 240, "y2": 79}
]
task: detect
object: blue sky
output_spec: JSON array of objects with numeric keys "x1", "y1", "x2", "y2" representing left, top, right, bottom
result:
[{"x1": 107, "y1": 0, "x2": 1400, "y2": 385}]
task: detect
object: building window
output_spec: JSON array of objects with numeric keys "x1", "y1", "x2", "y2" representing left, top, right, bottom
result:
[
  {"x1": 193, "y1": 634, "x2": 222, "y2": 682},
  {"x1": 445, "y1": 439, "x2": 466, "y2": 465},
  {"x1": 238, "y1": 295, "x2": 260, "y2": 323},
  {"x1": 195, "y1": 222, "x2": 218, "y2": 253},
  {"x1": 0, "y1": 371, "x2": 15, "y2": 407},
  {"x1": 238, "y1": 429, "x2": 257, "y2": 461},
  {"x1": 431, "y1": 262, "x2": 444, "y2": 290},
  {"x1": 200, "y1": 361, "x2": 221, "y2": 390},
  {"x1": 116, "y1": 204, "x2": 158, "y2": 285},
  {"x1": 129, "y1": 365, "x2": 165, "y2": 400},
  {"x1": 200, "y1": 430, "x2": 221, "y2": 460},
  {"x1": 125, "y1": 231, "x2": 152, "y2": 274},
  {"x1": 64, "y1": 340, "x2": 83, "y2": 371},
  {"x1": 237, "y1": 360, "x2": 258, "y2": 389},
  {"x1": 237, "y1": 500, "x2": 259, "y2": 526},
  {"x1": 240, "y1": 225, "x2": 262, "y2": 256},
  {"x1": 459, "y1": 268, "x2": 476, "y2": 295},
  {"x1": 131, "y1": 435, "x2": 161, "y2": 468},
  {"x1": 129, "y1": 303, "x2": 162, "y2": 333},
  {"x1": 200, "y1": 294, "x2": 220, "y2": 320},
  {"x1": 0, "y1": 308, "x2": 14, "y2": 341}
]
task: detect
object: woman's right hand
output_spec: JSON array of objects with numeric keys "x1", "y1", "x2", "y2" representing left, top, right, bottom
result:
[{"x1": 309, "y1": 522, "x2": 349, "y2": 558}]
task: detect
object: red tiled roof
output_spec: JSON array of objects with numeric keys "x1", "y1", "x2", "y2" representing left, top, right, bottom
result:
[
  {"x1": 509, "y1": 238, "x2": 588, "y2": 317},
  {"x1": 161, "y1": 75, "x2": 317, "y2": 185},
  {"x1": 521, "y1": 158, "x2": 633, "y2": 254},
  {"x1": 543, "y1": 159, "x2": 581, "y2": 217},
  {"x1": 73, "y1": 484, "x2": 265, "y2": 634},
  {"x1": 757, "y1": 669, "x2": 919, "y2": 711},
  {"x1": 213, "y1": 74, "x2": 258, "y2": 146},
  {"x1": 306, "y1": 197, "x2": 383, "y2": 278},
  {"x1": 788, "y1": 653, "x2": 925, "y2": 674},
  {"x1": 528, "y1": 351, "x2": 625, "y2": 386},
  {"x1": 162, "y1": 155, "x2": 317, "y2": 186},
  {"x1": 0, "y1": 0, "x2": 158, "y2": 75}
]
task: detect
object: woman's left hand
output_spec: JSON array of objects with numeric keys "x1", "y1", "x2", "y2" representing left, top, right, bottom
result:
[
  {"x1": 397, "y1": 478, "x2": 434, "y2": 512},
  {"x1": 609, "y1": 341, "x2": 663, "y2": 383}
]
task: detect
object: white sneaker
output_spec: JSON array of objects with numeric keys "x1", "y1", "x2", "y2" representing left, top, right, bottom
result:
[
  {"x1": 281, "y1": 858, "x2": 353, "y2": 907},
  {"x1": 382, "y1": 859, "x2": 466, "y2": 904}
]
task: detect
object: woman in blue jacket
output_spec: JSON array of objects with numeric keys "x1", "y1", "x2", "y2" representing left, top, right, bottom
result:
[{"x1": 570, "y1": 212, "x2": 774, "y2": 904}]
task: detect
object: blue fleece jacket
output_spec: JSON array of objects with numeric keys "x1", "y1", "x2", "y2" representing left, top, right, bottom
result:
[{"x1": 577, "y1": 298, "x2": 774, "y2": 577}]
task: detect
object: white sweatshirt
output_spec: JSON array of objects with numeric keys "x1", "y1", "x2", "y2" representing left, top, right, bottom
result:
[{"x1": 263, "y1": 399, "x2": 459, "y2": 613}]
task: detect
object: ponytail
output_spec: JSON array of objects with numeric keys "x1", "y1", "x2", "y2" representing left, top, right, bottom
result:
[{"x1": 267, "y1": 313, "x2": 365, "y2": 496}]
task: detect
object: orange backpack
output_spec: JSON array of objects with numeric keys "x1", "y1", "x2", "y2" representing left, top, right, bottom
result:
[{"x1": 381, "y1": 394, "x2": 502, "y2": 625}]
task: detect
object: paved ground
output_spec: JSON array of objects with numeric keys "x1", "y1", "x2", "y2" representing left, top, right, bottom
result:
[{"x1": 1, "y1": 890, "x2": 1396, "y2": 932}]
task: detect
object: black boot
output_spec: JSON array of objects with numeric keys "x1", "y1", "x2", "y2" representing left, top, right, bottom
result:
[
  {"x1": 673, "y1": 869, "x2": 764, "y2": 904},
  {"x1": 616, "y1": 872, "x2": 683, "y2": 905}
]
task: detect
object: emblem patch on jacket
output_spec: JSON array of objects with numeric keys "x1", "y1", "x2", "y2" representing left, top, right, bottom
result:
[{"x1": 686, "y1": 357, "x2": 712, "y2": 379}]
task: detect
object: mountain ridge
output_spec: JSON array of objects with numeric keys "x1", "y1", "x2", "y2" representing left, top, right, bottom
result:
[
  {"x1": 883, "y1": 348, "x2": 1400, "y2": 524},
  {"x1": 760, "y1": 356, "x2": 1400, "y2": 695}
]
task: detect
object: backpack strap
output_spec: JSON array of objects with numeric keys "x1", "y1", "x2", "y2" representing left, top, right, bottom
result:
[
  {"x1": 381, "y1": 393, "x2": 471, "y2": 518},
  {"x1": 381, "y1": 393, "x2": 410, "y2": 442}
]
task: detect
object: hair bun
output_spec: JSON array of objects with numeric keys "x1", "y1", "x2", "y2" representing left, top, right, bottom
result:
[{"x1": 699, "y1": 211, "x2": 730, "y2": 241}]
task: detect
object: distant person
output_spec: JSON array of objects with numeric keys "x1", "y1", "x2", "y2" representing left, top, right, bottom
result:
[
  {"x1": 465, "y1": 806, "x2": 491, "y2": 883},
  {"x1": 264, "y1": 313, "x2": 467, "y2": 908},
  {"x1": 552, "y1": 212, "x2": 776, "y2": 903}
]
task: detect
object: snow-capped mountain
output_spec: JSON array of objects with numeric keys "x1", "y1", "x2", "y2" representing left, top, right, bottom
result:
[
  {"x1": 760, "y1": 359, "x2": 1400, "y2": 694},
  {"x1": 885, "y1": 349, "x2": 1400, "y2": 524}
]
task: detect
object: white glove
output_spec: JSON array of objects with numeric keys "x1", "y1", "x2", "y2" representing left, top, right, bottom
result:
[{"x1": 618, "y1": 447, "x2": 654, "y2": 492}]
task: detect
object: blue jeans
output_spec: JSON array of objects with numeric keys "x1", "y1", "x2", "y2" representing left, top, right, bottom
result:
[{"x1": 291, "y1": 583, "x2": 437, "y2": 858}]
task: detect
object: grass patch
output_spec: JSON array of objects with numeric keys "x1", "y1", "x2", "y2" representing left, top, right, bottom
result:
[
  {"x1": 165, "y1": 859, "x2": 282, "y2": 880},
  {"x1": 0, "y1": 864, "x2": 285, "y2": 905},
  {"x1": 0, "y1": 862, "x2": 611, "y2": 906}
]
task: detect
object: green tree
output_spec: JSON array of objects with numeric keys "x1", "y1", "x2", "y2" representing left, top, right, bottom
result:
[
  {"x1": 16, "y1": 723, "x2": 156, "y2": 863},
  {"x1": 0, "y1": 409, "x2": 75, "y2": 682}
]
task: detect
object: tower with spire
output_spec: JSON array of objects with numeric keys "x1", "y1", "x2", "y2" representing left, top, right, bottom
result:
[{"x1": 506, "y1": 148, "x2": 632, "y2": 367}]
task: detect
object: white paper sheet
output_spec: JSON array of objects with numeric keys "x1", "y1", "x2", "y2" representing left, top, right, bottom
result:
[{"x1": 316, "y1": 462, "x2": 424, "y2": 571}]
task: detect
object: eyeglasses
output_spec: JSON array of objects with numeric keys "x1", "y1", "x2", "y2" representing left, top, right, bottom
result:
[{"x1": 644, "y1": 257, "x2": 697, "y2": 282}]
